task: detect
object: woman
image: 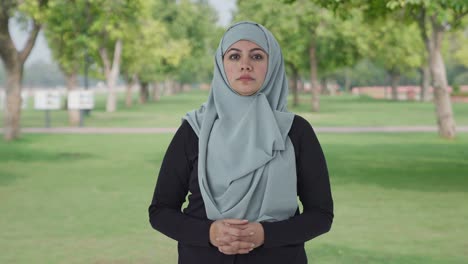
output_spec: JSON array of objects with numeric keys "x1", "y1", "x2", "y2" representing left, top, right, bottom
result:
[{"x1": 148, "y1": 21, "x2": 333, "y2": 263}]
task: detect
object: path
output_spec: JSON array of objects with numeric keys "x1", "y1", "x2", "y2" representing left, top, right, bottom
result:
[{"x1": 6, "y1": 126, "x2": 468, "y2": 134}]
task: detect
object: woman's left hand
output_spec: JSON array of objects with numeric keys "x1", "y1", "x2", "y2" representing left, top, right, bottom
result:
[{"x1": 227, "y1": 222, "x2": 265, "y2": 249}]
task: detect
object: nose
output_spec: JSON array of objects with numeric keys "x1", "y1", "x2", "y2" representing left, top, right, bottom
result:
[{"x1": 240, "y1": 58, "x2": 252, "y2": 71}]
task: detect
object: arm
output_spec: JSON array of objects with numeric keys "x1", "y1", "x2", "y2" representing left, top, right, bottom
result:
[
  {"x1": 148, "y1": 121, "x2": 214, "y2": 247},
  {"x1": 261, "y1": 117, "x2": 334, "y2": 248}
]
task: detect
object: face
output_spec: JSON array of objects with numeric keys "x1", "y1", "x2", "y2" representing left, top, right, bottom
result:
[{"x1": 223, "y1": 40, "x2": 268, "y2": 96}]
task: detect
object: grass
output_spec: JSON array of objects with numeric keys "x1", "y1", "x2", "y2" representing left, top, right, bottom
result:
[
  {"x1": 2, "y1": 89, "x2": 468, "y2": 128},
  {"x1": 1, "y1": 133, "x2": 467, "y2": 263}
]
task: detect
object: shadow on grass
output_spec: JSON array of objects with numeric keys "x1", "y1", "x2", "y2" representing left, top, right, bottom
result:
[
  {"x1": 0, "y1": 148, "x2": 95, "y2": 186},
  {"x1": 325, "y1": 142, "x2": 468, "y2": 193},
  {"x1": 0, "y1": 170, "x2": 26, "y2": 186},
  {"x1": 309, "y1": 243, "x2": 462, "y2": 264},
  {"x1": 0, "y1": 137, "x2": 96, "y2": 163},
  {"x1": 0, "y1": 148, "x2": 95, "y2": 162}
]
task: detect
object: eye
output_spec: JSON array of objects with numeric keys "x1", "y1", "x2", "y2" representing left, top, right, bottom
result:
[
  {"x1": 228, "y1": 53, "x2": 240, "y2": 60},
  {"x1": 252, "y1": 53, "x2": 264, "y2": 60}
]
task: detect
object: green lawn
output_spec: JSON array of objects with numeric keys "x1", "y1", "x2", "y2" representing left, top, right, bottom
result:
[
  {"x1": 4, "y1": 89, "x2": 468, "y2": 128},
  {"x1": 1, "y1": 133, "x2": 467, "y2": 263}
]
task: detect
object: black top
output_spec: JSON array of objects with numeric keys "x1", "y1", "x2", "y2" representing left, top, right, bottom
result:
[{"x1": 148, "y1": 115, "x2": 334, "y2": 264}]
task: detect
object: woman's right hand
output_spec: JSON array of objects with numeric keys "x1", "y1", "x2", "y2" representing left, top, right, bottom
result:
[{"x1": 209, "y1": 219, "x2": 255, "y2": 255}]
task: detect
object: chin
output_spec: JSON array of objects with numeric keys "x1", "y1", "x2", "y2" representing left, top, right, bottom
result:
[
  {"x1": 235, "y1": 87, "x2": 260, "y2": 96},
  {"x1": 237, "y1": 90, "x2": 256, "y2": 96}
]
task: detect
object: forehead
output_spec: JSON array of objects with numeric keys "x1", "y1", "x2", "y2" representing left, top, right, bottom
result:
[{"x1": 225, "y1": 40, "x2": 267, "y2": 53}]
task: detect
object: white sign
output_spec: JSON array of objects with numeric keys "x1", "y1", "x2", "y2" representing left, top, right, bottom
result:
[
  {"x1": 34, "y1": 90, "x2": 62, "y2": 110},
  {"x1": 0, "y1": 90, "x2": 4, "y2": 110},
  {"x1": 0, "y1": 91, "x2": 28, "y2": 110},
  {"x1": 68, "y1": 90, "x2": 94, "y2": 110},
  {"x1": 21, "y1": 91, "x2": 28, "y2": 109}
]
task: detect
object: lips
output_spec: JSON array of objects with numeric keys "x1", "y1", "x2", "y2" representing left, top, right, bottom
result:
[{"x1": 238, "y1": 74, "x2": 254, "y2": 81}]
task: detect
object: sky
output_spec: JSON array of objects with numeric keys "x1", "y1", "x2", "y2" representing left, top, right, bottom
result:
[{"x1": 9, "y1": 0, "x2": 236, "y2": 66}]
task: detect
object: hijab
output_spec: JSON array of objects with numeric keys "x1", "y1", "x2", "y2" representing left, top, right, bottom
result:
[{"x1": 184, "y1": 21, "x2": 297, "y2": 222}]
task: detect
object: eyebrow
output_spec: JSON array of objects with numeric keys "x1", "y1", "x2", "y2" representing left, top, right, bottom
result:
[{"x1": 225, "y1": 47, "x2": 266, "y2": 53}]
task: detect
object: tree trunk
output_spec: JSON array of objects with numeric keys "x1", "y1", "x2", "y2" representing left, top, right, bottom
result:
[
  {"x1": 292, "y1": 67, "x2": 299, "y2": 107},
  {"x1": 4, "y1": 65, "x2": 23, "y2": 140},
  {"x1": 99, "y1": 39, "x2": 122, "y2": 113},
  {"x1": 384, "y1": 86, "x2": 389, "y2": 99},
  {"x1": 429, "y1": 18, "x2": 456, "y2": 139},
  {"x1": 298, "y1": 78, "x2": 304, "y2": 92},
  {"x1": 125, "y1": 74, "x2": 137, "y2": 108},
  {"x1": 0, "y1": 13, "x2": 42, "y2": 141},
  {"x1": 419, "y1": 65, "x2": 430, "y2": 101},
  {"x1": 416, "y1": 7, "x2": 432, "y2": 102},
  {"x1": 139, "y1": 82, "x2": 149, "y2": 104},
  {"x1": 164, "y1": 79, "x2": 174, "y2": 95},
  {"x1": 309, "y1": 39, "x2": 320, "y2": 112},
  {"x1": 344, "y1": 68, "x2": 352, "y2": 93},
  {"x1": 390, "y1": 71, "x2": 400, "y2": 101},
  {"x1": 152, "y1": 82, "x2": 161, "y2": 102},
  {"x1": 175, "y1": 82, "x2": 182, "y2": 94},
  {"x1": 65, "y1": 72, "x2": 80, "y2": 126}
]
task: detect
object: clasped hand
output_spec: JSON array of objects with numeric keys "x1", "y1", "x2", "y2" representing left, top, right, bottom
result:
[{"x1": 209, "y1": 219, "x2": 264, "y2": 255}]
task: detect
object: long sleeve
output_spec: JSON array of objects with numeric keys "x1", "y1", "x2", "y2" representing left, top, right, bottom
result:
[
  {"x1": 148, "y1": 121, "x2": 214, "y2": 247},
  {"x1": 261, "y1": 116, "x2": 334, "y2": 248}
]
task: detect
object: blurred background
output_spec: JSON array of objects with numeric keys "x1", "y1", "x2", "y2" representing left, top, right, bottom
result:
[{"x1": 1, "y1": 0, "x2": 467, "y2": 263}]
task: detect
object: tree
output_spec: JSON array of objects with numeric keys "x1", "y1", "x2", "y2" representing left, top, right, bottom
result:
[
  {"x1": 439, "y1": 28, "x2": 468, "y2": 92},
  {"x1": 0, "y1": 0, "x2": 48, "y2": 141},
  {"x1": 386, "y1": 0, "x2": 467, "y2": 138},
  {"x1": 313, "y1": 0, "x2": 468, "y2": 138},
  {"x1": 121, "y1": 17, "x2": 189, "y2": 104},
  {"x1": 367, "y1": 19, "x2": 423, "y2": 100},
  {"x1": 44, "y1": 0, "x2": 91, "y2": 125},
  {"x1": 120, "y1": 0, "x2": 193, "y2": 105},
  {"x1": 156, "y1": 0, "x2": 222, "y2": 91},
  {"x1": 87, "y1": 0, "x2": 143, "y2": 112}
]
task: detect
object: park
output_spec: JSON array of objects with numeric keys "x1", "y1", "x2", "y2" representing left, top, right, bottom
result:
[{"x1": 1, "y1": 0, "x2": 468, "y2": 263}]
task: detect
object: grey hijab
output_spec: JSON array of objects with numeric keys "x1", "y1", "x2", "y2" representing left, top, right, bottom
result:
[{"x1": 184, "y1": 21, "x2": 297, "y2": 222}]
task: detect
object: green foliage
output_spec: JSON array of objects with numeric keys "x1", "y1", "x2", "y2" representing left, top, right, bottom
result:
[
  {"x1": 453, "y1": 71, "x2": 468, "y2": 86},
  {"x1": 120, "y1": 1, "x2": 190, "y2": 83},
  {"x1": 44, "y1": 0, "x2": 92, "y2": 75},
  {"x1": 16, "y1": 0, "x2": 49, "y2": 23},
  {"x1": 447, "y1": 27, "x2": 468, "y2": 68},
  {"x1": 387, "y1": 0, "x2": 468, "y2": 28},
  {"x1": 367, "y1": 19, "x2": 423, "y2": 75},
  {"x1": 236, "y1": 0, "x2": 364, "y2": 78},
  {"x1": 157, "y1": 0, "x2": 222, "y2": 84},
  {"x1": 120, "y1": 0, "x2": 223, "y2": 84}
]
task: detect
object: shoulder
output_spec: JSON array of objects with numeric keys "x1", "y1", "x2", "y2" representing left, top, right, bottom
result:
[
  {"x1": 289, "y1": 114, "x2": 315, "y2": 139},
  {"x1": 177, "y1": 120, "x2": 198, "y2": 140},
  {"x1": 288, "y1": 114, "x2": 321, "y2": 155},
  {"x1": 177, "y1": 120, "x2": 199, "y2": 157}
]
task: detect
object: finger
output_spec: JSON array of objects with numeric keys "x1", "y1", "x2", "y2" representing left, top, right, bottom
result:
[
  {"x1": 219, "y1": 245, "x2": 238, "y2": 255},
  {"x1": 224, "y1": 226, "x2": 254, "y2": 237},
  {"x1": 215, "y1": 234, "x2": 235, "y2": 245},
  {"x1": 225, "y1": 226, "x2": 248, "y2": 237},
  {"x1": 236, "y1": 248, "x2": 253, "y2": 254},
  {"x1": 222, "y1": 219, "x2": 249, "y2": 225},
  {"x1": 235, "y1": 235, "x2": 254, "y2": 244},
  {"x1": 230, "y1": 240, "x2": 255, "y2": 251},
  {"x1": 226, "y1": 223, "x2": 249, "y2": 230},
  {"x1": 219, "y1": 240, "x2": 256, "y2": 255}
]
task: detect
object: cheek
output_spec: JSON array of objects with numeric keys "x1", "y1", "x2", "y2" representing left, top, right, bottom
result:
[
  {"x1": 259, "y1": 64, "x2": 268, "y2": 81},
  {"x1": 223, "y1": 62, "x2": 235, "y2": 81}
]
